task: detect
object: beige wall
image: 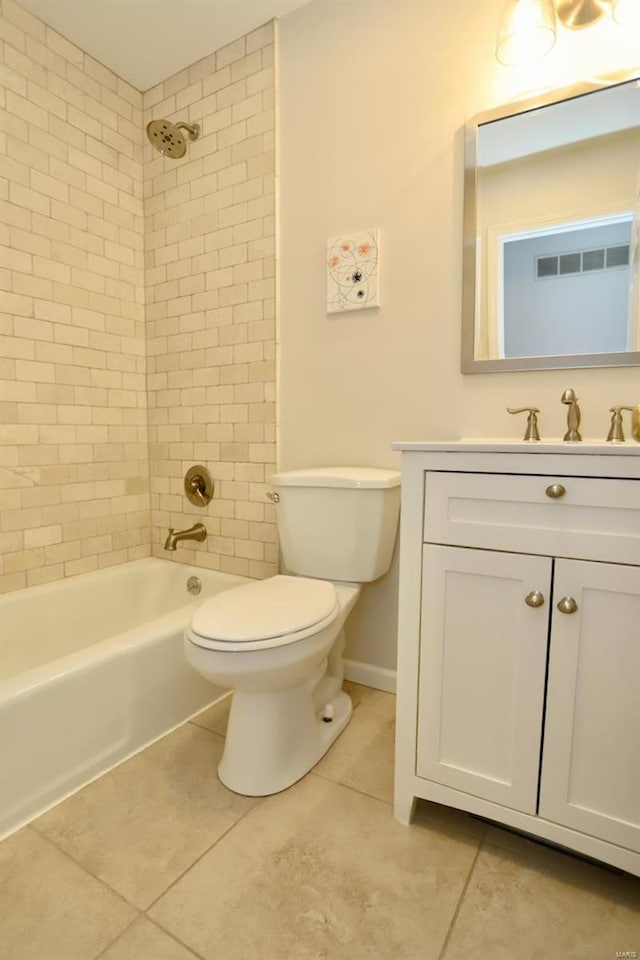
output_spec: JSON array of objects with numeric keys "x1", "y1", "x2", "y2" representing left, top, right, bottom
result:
[
  {"x1": 278, "y1": 0, "x2": 640, "y2": 673},
  {"x1": 143, "y1": 24, "x2": 277, "y2": 579},
  {"x1": 0, "y1": 0, "x2": 148, "y2": 594}
]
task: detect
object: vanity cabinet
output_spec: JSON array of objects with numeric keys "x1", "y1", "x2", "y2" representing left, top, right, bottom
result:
[{"x1": 393, "y1": 444, "x2": 640, "y2": 876}]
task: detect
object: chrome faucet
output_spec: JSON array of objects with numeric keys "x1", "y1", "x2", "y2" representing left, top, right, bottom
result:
[
  {"x1": 561, "y1": 388, "x2": 582, "y2": 442},
  {"x1": 164, "y1": 522, "x2": 207, "y2": 551}
]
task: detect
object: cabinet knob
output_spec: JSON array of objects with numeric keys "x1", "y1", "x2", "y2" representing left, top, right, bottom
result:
[
  {"x1": 545, "y1": 483, "x2": 566, "y2": 499},
  {"x1": 557, "y1": 596, "x2": 578, "y2": 614},
  {"x1": 525, "y1": 590, "x2": 545, "y2": 608}
]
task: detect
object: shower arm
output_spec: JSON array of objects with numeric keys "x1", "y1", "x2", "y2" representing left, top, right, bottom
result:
[{"x1": 174, "y1": 122, "x2": 200, "y2": 141}]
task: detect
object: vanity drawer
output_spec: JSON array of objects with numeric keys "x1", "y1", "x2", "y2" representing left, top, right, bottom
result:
[{"x1": 424, "y1": 472, "x2": 640, "y2": 564}]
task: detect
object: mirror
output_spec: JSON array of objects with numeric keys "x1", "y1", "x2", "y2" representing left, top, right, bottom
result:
[{"x1": 461, "y1": 76, "x2": 640, "y2": 373}]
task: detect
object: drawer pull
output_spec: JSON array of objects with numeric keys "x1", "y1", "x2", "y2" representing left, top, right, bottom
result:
[
  {"x1": 557, "y1": 596, "x2": 578, "y2": 615},
  {"x1": 545, "y1": 483, "x2": 566, "y2": 499},
  {"x1": 525, "y1": 590, "x2": 545, "y2": 608}
]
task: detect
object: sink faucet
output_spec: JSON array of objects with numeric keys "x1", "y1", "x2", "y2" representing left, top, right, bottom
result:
[
  {"x1": 164, "y1": 522, "x2": 207, "y2": 551},
  {"x1": 561, "y1": 388, "x2": 582, "y2": 442}
]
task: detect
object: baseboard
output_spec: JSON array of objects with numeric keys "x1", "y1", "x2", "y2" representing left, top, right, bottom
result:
[{"x1": 343, "y1": 658, "x2": 396, "y2": 694}]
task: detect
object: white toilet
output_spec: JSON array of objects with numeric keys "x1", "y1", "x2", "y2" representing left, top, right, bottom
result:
[{"x1": 184, "y1": 466, "x2": 401, "y2": 797}]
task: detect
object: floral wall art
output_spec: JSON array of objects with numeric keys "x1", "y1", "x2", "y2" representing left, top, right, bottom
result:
[{"x1": 326, "y1": 229, "x2": 380, "y2": 313}]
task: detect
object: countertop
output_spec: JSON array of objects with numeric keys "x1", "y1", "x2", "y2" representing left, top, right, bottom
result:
[{"x1": 391, "y1": 440, "x2": 640, "y2": 456}]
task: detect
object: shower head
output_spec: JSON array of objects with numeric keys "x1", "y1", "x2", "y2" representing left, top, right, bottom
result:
[{"x1": 146, "y1": 119, "x2": 200, "y2": 159}]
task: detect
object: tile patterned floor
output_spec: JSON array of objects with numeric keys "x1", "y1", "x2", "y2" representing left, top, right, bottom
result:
[{"x1": 2, "y1": 683, "x2": 639, "y2": 960}]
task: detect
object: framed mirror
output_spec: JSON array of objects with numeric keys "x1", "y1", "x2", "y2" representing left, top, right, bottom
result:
[{"x1": 461, "y1": 76, "x2": 640, "y2": 373}]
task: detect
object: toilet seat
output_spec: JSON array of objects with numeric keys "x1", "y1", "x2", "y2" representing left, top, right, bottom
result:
[{"x1": 187, "y1": 575, "x2": 339, "y2": 652}]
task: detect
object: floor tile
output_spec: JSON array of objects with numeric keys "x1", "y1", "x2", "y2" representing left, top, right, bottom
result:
[
  {"x1": 414, "y1": 798, "x2": 487, "y2": 842},
  {"x1": 442, "y1": 839, "x2": 640, "y2": 960},
  {"x1": 149, "y1": 774, "x2": 480, "y2": 960},
  {"x1": 312, "y1": 687, "x2": 396, "y2": 803},
  {"x1": 32, "y1": 723, "x2": 257, "y2": 910},
  {"x1": 189, "y1": 692, "x2": 231, "y2": 736},
  {"x1": 0, "y1": 827, "x2": 136, "y2": 960},
  {"x1": 484, "y1": 824, "x2": 640, "y2": 904},
  {"x1": 99, "y1": 917, "x2": 201, "y2": 960}
]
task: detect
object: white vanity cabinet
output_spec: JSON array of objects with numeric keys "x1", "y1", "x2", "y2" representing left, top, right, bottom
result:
[{"x1": 393, "y1": 443, "x2": 640, "y2": 876}]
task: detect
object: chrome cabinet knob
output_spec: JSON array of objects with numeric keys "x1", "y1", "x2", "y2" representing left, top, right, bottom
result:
[
  {"x1": 525, "y1": 590, "x2": 545, "y2": 608},
  {"x1": 557, "y1": 596, "x2": 578, "y2": 614},
  {"x1": 545, "y1": 483, "x2": 566, "y2": 499}
]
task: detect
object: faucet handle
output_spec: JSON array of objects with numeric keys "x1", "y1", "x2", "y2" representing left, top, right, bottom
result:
[
  {"x1": 507, "y1": 406, "x2": 541, "y2": 442},
  {"x1": 607, "y1": 405, "x2": 635, "y2": 443}
]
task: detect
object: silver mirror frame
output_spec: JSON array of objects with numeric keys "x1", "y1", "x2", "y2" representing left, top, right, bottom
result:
[{"x1": 461, "y1": 73, "x2": 640, "y2": 374}]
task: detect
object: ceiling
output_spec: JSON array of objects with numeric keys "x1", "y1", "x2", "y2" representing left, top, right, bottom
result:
[{"x1": 14, "y1": 0, "x2": 315, "y2": 91}]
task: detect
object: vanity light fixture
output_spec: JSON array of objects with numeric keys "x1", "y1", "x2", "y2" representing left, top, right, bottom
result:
[
  {"x1": 611, "y1": 0, "x2": 640, "y2": 25},
  {"x1": 496, "y1": 0, "x2": 621, "y2": 65}
]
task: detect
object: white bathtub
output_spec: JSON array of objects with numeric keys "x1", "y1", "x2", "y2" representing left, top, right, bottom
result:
[{"x1": 0, "y1": 558, "x2": 248, "y2": 839}]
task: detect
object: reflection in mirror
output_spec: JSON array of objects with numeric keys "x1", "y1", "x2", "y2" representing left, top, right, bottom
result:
[{"x1": 462, "y1": 77, "x2": 640, "y2": 373}]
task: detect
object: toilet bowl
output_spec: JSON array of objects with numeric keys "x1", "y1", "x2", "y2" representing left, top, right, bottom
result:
[
  {"x1": 184, "y1": 576, "x2": 360, "y2": 796},
  {"x1": 183, "y1": 466, "x2": 401, "y2": 797}
]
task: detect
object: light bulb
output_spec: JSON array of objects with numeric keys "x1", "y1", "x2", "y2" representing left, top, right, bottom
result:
[{"x1": 496, "y1": 0, "x2": 557, "y2": 66}]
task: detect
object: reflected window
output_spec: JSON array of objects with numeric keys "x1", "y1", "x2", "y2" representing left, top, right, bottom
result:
[{"x1": 501, "y1": 216, "x2": 632, "y2": 358}]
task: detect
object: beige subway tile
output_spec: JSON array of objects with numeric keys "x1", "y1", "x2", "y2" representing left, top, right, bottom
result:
[
  {"x1": 23, "y1": 524, "x2": 62, "y2": 548},
  {"x1": 200, "y1": 64, "x2": 230, "y2": 94},
  {"x1": 45, "y1": 539, "x2": 81, "y2": 564},
  {"x1": 246, "y1": 22, "x2": 273, "y2": 53},
  {"x1": 247, "y1": 66, "x2": 273, "y2": 97},
  {"x1": 216, "y1": 36, "x2": 246, "y2": 69},
  {"x1": 6, "y1": 89, "x2": 49, "y2": 133},
  {"x1": 14, "y1": 359, "x2": 55, "y2": 383},
  {"x1": 64, "y1": 555, "x2": 99, "y2": 577},
  {"x1": 248, "y1": 558, "x2": 275, "y2": 579},
  {"x1": 10, "y1": 181, "x2": 51, "y2": 217},
  {"x1": 0, "y1": 530, "x2": 25, "y2": 556},
  {"x1": 26, "y1": 563, "x2": 64, "y2": 587},
  {"x1": 0, "y1": 379, "x2": 36, "y2": 404},
  {"x1": 235, "y1": 498, "x2": 265, "y2": 521},
  {"x1": 0, "y1": 571, "x2": 27, "y2": 593},
  {"x1": 220, "y1": 555, "x2": 249, "y2": 576}
]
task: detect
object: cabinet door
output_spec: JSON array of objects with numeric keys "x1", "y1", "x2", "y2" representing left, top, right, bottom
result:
[
  {"x1": 417, "y1": 545, "x2": 551, "y2": 813},
  {"x1": 539, "y1": 560, "x2": 640, "y2": 853}
]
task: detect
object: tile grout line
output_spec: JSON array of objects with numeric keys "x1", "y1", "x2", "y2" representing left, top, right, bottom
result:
[
  {"x1": 92, "y1": 915, "x2": 141, "y2": 960},
  {"x1": 26, "y1": 824, "x2": 143, "y2": 916},
  {"x1": 145, "y1": 917, "x2": 210, "y2": 960},
  {"x1": 142, "y1": 799, "x2": 262, "y2": 914},
  {"x1": 436, "y1": 832, "x2": 486, "y2": 960}
]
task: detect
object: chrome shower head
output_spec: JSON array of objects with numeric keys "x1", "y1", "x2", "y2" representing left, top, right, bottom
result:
[{"x1": 146, "y1": 118, "x2": 200, "y2": 159}]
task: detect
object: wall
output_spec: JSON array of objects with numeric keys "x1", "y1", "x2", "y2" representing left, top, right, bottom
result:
[
  {"x1": 142, "y1": 23, "x2": 277, "y2": 579},
  {"x1": 0, "y1": 0, "x2": 148, "y2": 594},
  {"x1": 278, "y1": 0, "x2": 640, "y2": 676}
]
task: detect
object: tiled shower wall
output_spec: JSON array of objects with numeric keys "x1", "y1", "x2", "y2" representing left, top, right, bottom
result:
[
  {"x1": 0, "y1": 0, "x2": 149, "y2": 594},
  {"x1": 0, "y1": 4, "x2": 277, "y2": 594},
  {"x1": 143, "y1": 24, "x2": 277, "y2": 579}
]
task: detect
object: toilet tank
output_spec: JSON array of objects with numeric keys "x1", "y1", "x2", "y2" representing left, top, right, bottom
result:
[{"x1": 271, "y1": 467, "x2": 401, "y2": 583}]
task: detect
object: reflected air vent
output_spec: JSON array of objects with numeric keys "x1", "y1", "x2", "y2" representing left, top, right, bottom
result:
[{"x1": 536, "y1": 244, "x2": 630, "y2": 280}]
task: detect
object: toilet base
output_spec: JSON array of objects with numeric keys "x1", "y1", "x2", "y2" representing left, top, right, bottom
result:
[{"x1": 218, "y1": 687, "x2": 352, "y2": 797}]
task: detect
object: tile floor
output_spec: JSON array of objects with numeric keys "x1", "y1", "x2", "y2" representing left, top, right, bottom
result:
[{"x1": 2, "y1": 683, "x2": 638, "y2": 960}]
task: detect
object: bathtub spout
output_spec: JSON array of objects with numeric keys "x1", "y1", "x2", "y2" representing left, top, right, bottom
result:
[{"x1": 164, "y1": 523, "x2": 207, "y2": 551}]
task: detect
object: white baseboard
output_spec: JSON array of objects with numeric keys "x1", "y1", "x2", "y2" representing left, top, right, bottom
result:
[{"x1": 343, "y1": 658, "x2": 396, "y2": 694}]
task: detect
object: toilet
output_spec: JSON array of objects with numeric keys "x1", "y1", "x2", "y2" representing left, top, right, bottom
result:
[{"x1": 184, "y1": 466, "x2": 401, "y2": 797}]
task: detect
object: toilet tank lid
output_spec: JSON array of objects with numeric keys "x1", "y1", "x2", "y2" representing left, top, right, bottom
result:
[{"x1": 271, "y1": 467, "x2": 401, "y2": 489}]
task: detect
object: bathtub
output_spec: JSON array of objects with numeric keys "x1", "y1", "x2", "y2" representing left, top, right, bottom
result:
[{"x1": 0, "y1": 558, "x2": 248, "y2": 839}]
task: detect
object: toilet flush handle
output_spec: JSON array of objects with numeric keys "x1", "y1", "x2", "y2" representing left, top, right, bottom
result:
[{"x1": 266, "y1": 491, "x2": 279, "y2": 503}]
